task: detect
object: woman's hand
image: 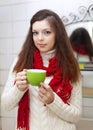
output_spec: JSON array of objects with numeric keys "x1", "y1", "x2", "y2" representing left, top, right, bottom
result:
[
  {"x1": 38, "y1": 82, "x2": 55, "y2": 104},
  {"x1": 15, "y1": 69, "x2": 29, "y2": 91}
]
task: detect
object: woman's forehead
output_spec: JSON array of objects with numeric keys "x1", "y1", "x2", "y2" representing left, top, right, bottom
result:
[{"x1": 32, "y1": 20, "x2": 53, "y2": 30}]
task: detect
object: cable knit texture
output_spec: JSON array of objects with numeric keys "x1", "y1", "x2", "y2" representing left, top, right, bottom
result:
[
  {"x1": 17, "y1": 49, "x2": 72, "y2": 130},
  {"x1": 1, "y1": 49, "x2": 82, "y2": 130}
]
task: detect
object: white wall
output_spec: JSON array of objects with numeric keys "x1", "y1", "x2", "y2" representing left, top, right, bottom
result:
[{"x1": 0, "y1": 0, "x2": 93, "y2": 130}]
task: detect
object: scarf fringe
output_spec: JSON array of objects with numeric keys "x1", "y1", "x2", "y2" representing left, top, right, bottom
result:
[{"x1": 17, "y1": 90, "x2": 30, "y2": 130}]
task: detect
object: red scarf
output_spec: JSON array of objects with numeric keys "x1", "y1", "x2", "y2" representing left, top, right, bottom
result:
[{"x1": 17, "y1": 49, "x2": 72, "y2": 130}]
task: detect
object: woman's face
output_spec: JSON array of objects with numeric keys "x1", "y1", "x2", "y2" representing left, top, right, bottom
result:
[{"x1": 32, "y1": 19, "x2": 56, "y2": 52}]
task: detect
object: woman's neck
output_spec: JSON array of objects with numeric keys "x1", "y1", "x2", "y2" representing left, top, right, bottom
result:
[{"x1": 40, "y1": 49, "x2": 56, "y2": 67}]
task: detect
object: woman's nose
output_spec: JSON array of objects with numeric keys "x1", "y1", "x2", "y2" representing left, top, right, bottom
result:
[{"x1": 38, "y1": 33, "x2": 44, "y2": 40}]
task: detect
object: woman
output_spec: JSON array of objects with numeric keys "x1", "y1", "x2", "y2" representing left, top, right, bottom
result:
[
  {"x1": 1, "y1": 9, "x2": 82, "y2": 130},
  {"x1": 70, "y1": 27, "x2": 93, "y2": 62}
]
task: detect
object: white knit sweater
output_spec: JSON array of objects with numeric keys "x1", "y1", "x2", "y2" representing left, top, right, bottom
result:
[{"x1": 1, "y1": 50, "x2": 82, "y2": 130}]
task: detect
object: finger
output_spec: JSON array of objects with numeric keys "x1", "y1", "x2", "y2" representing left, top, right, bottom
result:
[
  {"x1": 16, "y1": 80, "x2": 27, "y2": 85},
  {"x1": 15, "y1": 76, "x2": 25, "y2": 82},
  {"x1": 40, "y1": 83, "x2": 52, "y2": 93},
  {"x1": 38, "y1": 94, "x2": 47, "y2": 104},
  {"x1": 38, "y1": 92, "x2": 44, "y2": 98},
  {"x1": 40, "y1": 82, "x2": 49, "y2": 89},
  {"x1": 21, "y1": 75, "x2": 27, "y2": 80},
  {"x1": 23, "y1": 69, "x2": 27, "y2": 72},
  {"x1": 17, "y1": 71, "x2": 26, "y2": 77},
  {"x1": 15, "y1": 75, "x2": 21, "y2": 81},
  {"x1": 39, "y1": 86, "x2": 46, "y2": 94}
]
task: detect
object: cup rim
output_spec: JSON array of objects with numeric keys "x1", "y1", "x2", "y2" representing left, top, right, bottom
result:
[{"x1": 27, "y1": 69, "x2": 46, "y2": 73}]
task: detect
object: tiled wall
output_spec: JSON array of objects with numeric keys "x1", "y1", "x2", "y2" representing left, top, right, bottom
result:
[
  {"x1": 0, "y1": 0, "x2": 93, "y2": 130},
  {"x1": 0, "y1": 1, "x2": 36, "y2": 130}
]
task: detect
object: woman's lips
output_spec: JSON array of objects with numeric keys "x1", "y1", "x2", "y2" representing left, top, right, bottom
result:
[{"x1": 38, "y1": 43, "x2": 46, "y2": 47}]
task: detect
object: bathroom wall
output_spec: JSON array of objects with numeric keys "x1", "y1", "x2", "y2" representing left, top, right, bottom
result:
[{"x1": 0, "y1": 0, "x2": 93, "y2": 130}]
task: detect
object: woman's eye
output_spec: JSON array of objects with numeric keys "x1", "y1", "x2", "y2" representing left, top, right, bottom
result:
[
  {"x1": 32, "y1": 31, "x2": 38, "y2": 35},
  {"x1": 44, "y1": 31, "x2": 51, "y2": 35}
]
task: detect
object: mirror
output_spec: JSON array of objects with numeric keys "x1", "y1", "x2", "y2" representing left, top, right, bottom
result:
[
  {"x1": 66, "y1": 21, "x2": 93, "y2": 42},
  {"x1": 61, "y1": 4, "x2": 93, "y2": 69},
  {"x1": 62, "y1": 4, "x2": 93, "y2": 41}
]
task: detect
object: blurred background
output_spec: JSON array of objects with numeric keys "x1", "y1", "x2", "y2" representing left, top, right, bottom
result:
[{"x1": 0, "y1": 0, "x2": 93, "y2": 130}]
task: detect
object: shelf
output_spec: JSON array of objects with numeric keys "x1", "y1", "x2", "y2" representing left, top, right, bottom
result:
[
  {"x1": 82, "y1": 87, "x2": 93, "y2": 98},
  {"x1": 80, "y1": 68, "x2": 93, "y2": 71},
  {"x1": 79, "y1": 62, "x2": 93, "y2": 71}
]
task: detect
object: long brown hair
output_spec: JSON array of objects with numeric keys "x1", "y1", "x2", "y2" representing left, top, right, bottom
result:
[{"x1": 13, "y1": 9, "x2": 80, "y2": 83}]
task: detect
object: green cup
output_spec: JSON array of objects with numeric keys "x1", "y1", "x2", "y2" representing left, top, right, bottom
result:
[{"x1": 27, "y1": 69, "x2": 46, "y2": 86}]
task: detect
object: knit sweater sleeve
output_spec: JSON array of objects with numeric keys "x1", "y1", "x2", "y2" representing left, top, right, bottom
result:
[
  {"x1": 1, "y1": 57, "x2": 27, "y2": 111},
  {"x1": 47, "y1": 78, "x2": 82, "y2": 123}
]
